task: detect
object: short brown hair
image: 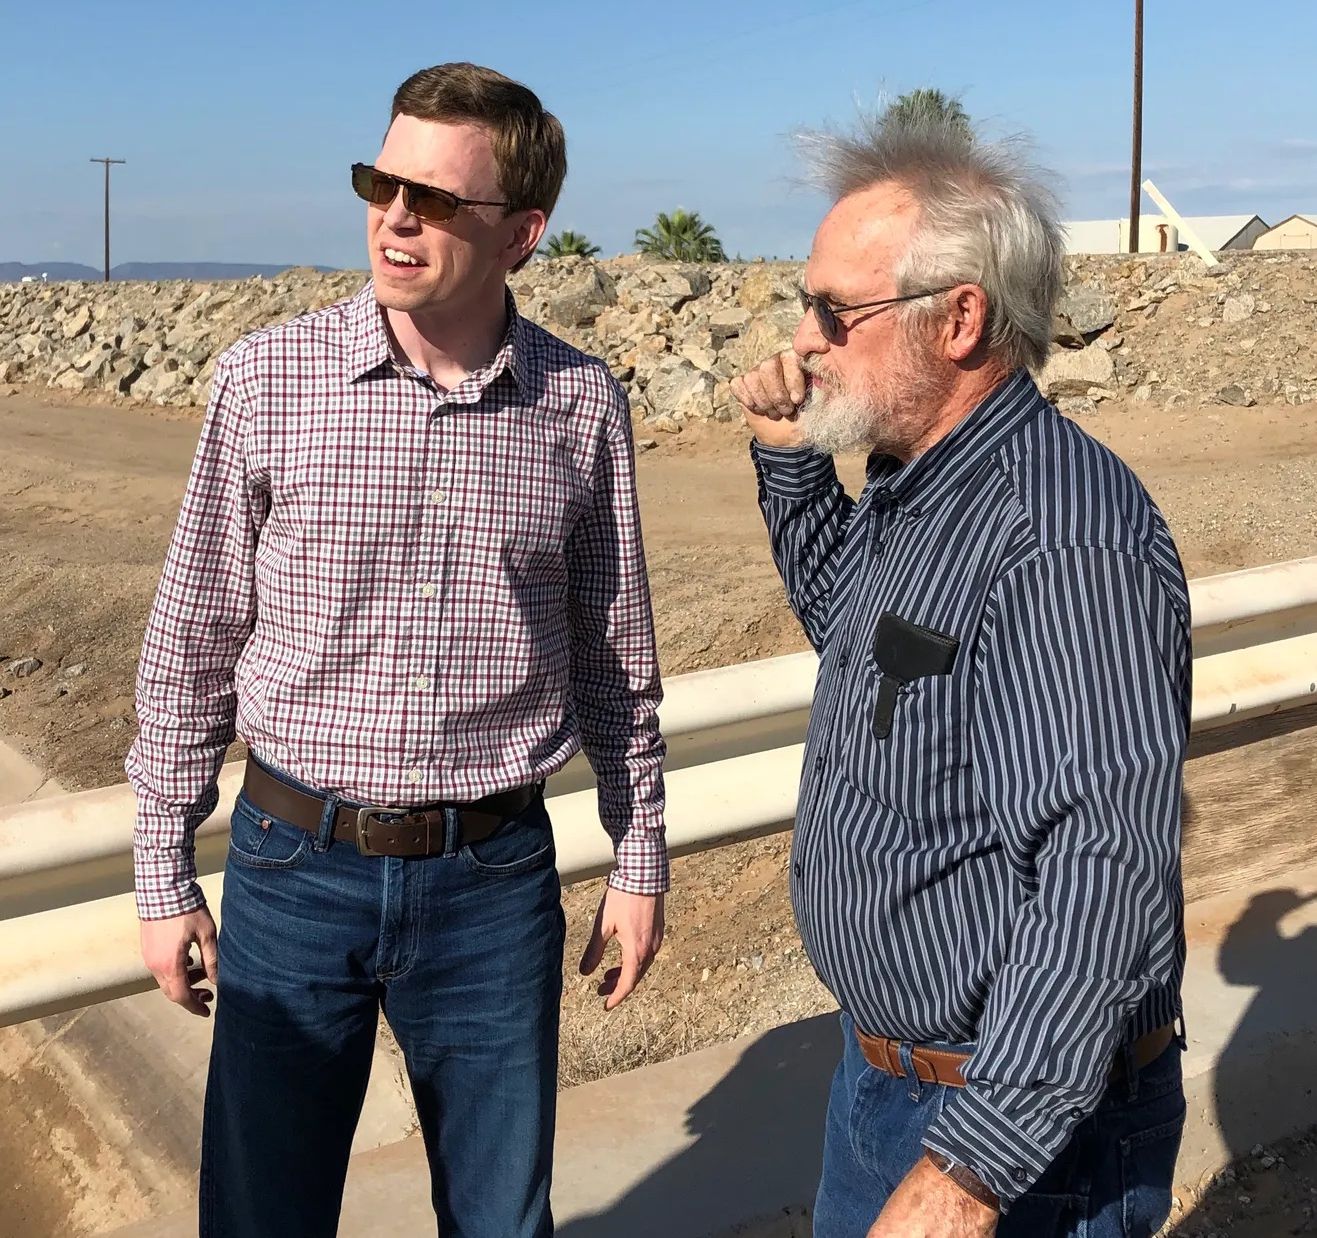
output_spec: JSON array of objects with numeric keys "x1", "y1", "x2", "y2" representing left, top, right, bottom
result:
[{"x1": 391, "y1": 62, "x2": 567, "y2": 222}]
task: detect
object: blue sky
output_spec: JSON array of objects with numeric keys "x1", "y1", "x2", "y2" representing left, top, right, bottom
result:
[{"x1": 3, "y1": 0, "x2": 1315, "y2": 267}]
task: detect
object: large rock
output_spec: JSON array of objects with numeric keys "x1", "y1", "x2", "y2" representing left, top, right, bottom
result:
[
  {"x1": 132, "y1": 364, "x2": 194, "y2": 405},
  {"x1": 1223, "y1": 294, "x2": 1255, "y2": 324},
  {"x1": 641, "y1": 265, "x2": 711, "y2": 312},
  {"x1": 1216, "y1": 384, "x2": 1255, "y2": 407},
  {"x1": 737, "y1": 266, "x2": 793, "y2": 313},
  {"x1": 708, "y1": 307, "x2": 752, "y2": 347},
  {"x1": 112, "y1": 357, "x2": 146, "y2": 394},
  {"x1": 643, "y1": 356, "x2": 716, "y2": 423},
  {"x1": 544, "y1": 262, "x2": 617, "y2": 327},
  {"x1": 165, "y1": 321, "x2": 207, "y2": 349},
  {"x1": 114, "y1": 315, "x2": 146, "y2": 348},
  {"x1": 594, "y1": 304, "x2": 657, "y2": 344},
  {"x1": 1057, "y1": 286, "x2": 1116, "y2": 337},
  {"x1": 74, "y1": 344, "x2": 118, "y2": 385},
  {"x1": 677, "y1": 342, "x2": 718, "y2": 373},
  {"x1": 52, "y1": 365, "x2": 100, "y2": 391},
  {"x1": 1050, "y1": 313, "x2": 1087, "y2": 350},
  {"x1": 726, "y1": 300, "x2": 801, "y2": 373},
  {"x1": 1037, "y1": 344, "x2": 1115, "y2": 398},
  {"x1": 62, "y1": 304, "x2": 92, "y2": 340}
]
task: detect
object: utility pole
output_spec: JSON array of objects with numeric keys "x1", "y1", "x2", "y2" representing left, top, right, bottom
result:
[
  {"x1": 1128, "y1": 0, "x2": 1144, "y2": 253},
  {"x1": 89, "y1": 157, "x2": 126, "y2": 281}
]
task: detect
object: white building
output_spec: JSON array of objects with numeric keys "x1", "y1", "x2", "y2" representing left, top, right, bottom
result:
[
  {"x1": 1253, "y1": 214, "x2": 1317, "y2": 250},
  {"x1": 1063, "y1": 214, "x2": 1268, "y2": 255}
]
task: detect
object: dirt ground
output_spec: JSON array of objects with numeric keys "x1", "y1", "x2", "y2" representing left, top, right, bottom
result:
[{"x1": 2, "y1": 383, "x2": 1316, "y2": 1234}]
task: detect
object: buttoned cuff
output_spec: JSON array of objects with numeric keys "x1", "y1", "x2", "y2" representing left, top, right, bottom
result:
[
  {"x1": 924, "y1": 1081, "x2": 1081, "y2": 1207},
  {"x1": 608, "y1": 825, "x2": 670, "y2": 895},
  {"x1": 749, "y1": 441, "x2": 838, "y2": 498},
  {"x1": 133, "y1": 836, "x2": 208, "y2": 921}
]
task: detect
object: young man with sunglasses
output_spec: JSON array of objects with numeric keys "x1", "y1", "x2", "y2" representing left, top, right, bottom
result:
[
  {"x1": 733, "y1": 116, "x2": 1190, "y2": 1238},
  {"x1": 129, "y1": 63, "x2": 667, "y2": 1237}
]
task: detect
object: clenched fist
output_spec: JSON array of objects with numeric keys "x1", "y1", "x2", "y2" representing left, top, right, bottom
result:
[{"x1": 731, "y1": 349, "x2": 809, "y2": 448}]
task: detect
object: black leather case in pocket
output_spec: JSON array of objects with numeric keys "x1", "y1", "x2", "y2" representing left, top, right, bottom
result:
[{"x1": 871, "y1": 613, "x2": 960, "y2": 739}]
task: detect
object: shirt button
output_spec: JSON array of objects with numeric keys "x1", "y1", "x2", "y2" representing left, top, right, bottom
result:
[
  {"x1": 419, "y1": 583, "x2": 437, "y2": 599},
  {"x1": 429, "y1": 489, "x2": 446, "y2": 505},
  {"x1": 837, "y1": 652, "x2": 848, "y2": 669},
  {"x1": 814, "y1": 754, "x2": 824, "y2": 770},
  {"x1": 413, "y1": 675, "x2": 431, "y2": 691},
  {"x1": 793, "y1": 862, "x2": 802, "y2": 878},
  {"x1": 1070, "y1": 1107, "x2": 1084, "y2": 1119},
  {"x1": 407, "y1": 768, "x2": 422, "y2": 785},
  {"x1": 1012, "y1": 1168, "x2": 1028, "y2": 1184}
]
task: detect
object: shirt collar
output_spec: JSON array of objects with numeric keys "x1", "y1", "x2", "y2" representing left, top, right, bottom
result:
[
  {"x1": 459, "y1": 289, "x2": 535, "y2": 401},
  {"x1": 343, "y1": 282, "x2": 537, "y2": 398},
  {"x1": 867, "y1": 369, "x2": 1046, "y2": 510},
  {"x1": 343, "y1": 281, "x2": 393, "y2": 382}
]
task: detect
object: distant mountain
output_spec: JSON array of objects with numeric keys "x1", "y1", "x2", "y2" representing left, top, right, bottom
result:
[
  {"x1": 110, "y1": 262, "x2": 339, "y2": 281},
  {"x1": 1, "y1": 261, "x2": 339, "y2": 283},
  {"x1": 0, "y1": 262, "x2": 101, "y2": 282}
]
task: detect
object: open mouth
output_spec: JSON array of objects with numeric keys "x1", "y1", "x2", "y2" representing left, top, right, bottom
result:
[{"x1": 381, "y1": 246, "x2": 426, "y2": 269}]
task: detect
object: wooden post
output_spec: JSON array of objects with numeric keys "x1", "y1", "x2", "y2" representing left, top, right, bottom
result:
[
  {"x1": 1129, "y1": 0, "x2": 1144, "y2": 252},
  {"x1": 89, "y1": 158, "x2": 126, "y2": 282}
]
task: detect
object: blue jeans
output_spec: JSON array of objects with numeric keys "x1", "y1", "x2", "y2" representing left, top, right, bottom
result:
[
  {"x1": 200, "y1": 765, "x2": 566, "y2": 1237},
  {"x1": 814, "y1": 1012, "x2": 1185, "y2": 1238}
]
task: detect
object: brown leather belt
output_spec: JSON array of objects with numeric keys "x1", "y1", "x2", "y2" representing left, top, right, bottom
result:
[
  {"x1": 242, "y1": 758, "x2": 538, "y2": 858},
  {"x1": 856, "y1": 1023, "x2": 1176, "y2": 1089}
]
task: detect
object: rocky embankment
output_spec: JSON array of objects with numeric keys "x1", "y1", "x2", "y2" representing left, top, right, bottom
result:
[{"x1": 2, "y1": 252, "x2": 1315, "y2": 427}]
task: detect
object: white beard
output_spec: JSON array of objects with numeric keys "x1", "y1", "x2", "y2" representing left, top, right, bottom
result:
[
  {"x1": 797, "y1": 381, "x2": 881, "y2": 456},
  {"x1": 798, "y1": 332, "x2": 949, "y2": 458}
]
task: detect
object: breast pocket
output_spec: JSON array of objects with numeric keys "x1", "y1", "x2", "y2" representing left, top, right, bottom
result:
[{"x1": 840, "y1": 613, "x2": 966, "y2": 812}]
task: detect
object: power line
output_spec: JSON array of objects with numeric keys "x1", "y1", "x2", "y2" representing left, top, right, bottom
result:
[{"x1": 89, "y1": 157, "x2": 126, "y2": 282}]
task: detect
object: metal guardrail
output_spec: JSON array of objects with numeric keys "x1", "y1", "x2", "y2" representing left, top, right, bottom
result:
[{"x1": 2, "y1": 557, "x2": 1315, "y2": 1027}]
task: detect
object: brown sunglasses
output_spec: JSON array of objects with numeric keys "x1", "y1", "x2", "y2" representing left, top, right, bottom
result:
[
  {"x1": 798, "y1": 284, "x2": 955, "y2": 344},
  {"x1": 350, "y1": 162, "x2": 507, "y2": 223}
]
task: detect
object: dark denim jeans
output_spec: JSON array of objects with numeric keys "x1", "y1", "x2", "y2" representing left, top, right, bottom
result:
[
  {"x1": 200, "y1": 765, "x2": 565, "y2": 1238},
  {"x1": 814, "y1": 1012, "x2": 1186, "y2": 1238}
]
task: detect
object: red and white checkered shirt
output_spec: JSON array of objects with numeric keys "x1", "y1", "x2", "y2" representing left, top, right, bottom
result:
[{"x1": 127, "y1": 282, "x2": 668, "y2": 920}]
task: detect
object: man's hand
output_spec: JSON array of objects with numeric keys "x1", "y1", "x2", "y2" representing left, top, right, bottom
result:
[
  {"x1": 866, "y1": 1154, "x2": 998, "y2": 1238},
  {"x1": 730, "y1": 349, "x2": 808, "y2": 447},
  {"x1": 141, "y1": 907, "x2": 219, "y2": 1017},
  {"x1": 579, "y1": 888, "x2": 664, "y2": 1010}
]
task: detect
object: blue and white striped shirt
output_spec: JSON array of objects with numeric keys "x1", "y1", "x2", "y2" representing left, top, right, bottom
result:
[{"x1": 752, "y1": 370, "x2": 1191, "y2": 1204}]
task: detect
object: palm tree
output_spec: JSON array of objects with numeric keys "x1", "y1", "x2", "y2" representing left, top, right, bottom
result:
[
  {"x1": 881, "y1": 88, "x2": 972, "y2": 139},
  {"x1": 634, "y1": 210, "x2": 726, "y2": 263},
  {"x1": 538, "y1": 230, "x2": 601, "y2": 259}
]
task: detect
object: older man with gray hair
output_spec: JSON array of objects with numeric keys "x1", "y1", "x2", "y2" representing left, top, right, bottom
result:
[{"x1": 733, "y1": 113, "x2": 1190, "y2": 1238}]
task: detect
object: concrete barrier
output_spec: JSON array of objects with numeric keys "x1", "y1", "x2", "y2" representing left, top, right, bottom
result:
[{"x1": 5, "y1": 555, "x2": 1317, "y2": 1029}]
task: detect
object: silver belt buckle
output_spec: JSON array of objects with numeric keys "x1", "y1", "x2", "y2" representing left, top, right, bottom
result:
[{"x1": 352, "y1": 806, "x2": 409, "y2": 857}]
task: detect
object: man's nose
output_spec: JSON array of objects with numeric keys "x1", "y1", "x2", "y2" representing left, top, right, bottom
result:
[
  {"x1": 381, "y1": 187, "x2": 418, "y2": 231},
  {"x1": 794, "y1": 306, "x2": 826, "y2": 359}
]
